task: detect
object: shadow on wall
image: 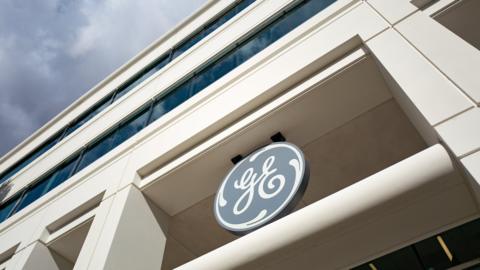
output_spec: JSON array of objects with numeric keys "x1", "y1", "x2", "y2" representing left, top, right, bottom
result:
[{"x1": 0, "y1": 182, "x2": 12, "y2": 202}]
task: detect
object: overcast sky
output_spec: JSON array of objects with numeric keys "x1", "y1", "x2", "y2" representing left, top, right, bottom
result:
[{"x1": 0, "y1": 0, "x2": 206, "y2": 157}]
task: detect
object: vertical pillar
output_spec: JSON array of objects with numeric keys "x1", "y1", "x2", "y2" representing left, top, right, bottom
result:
[
  {"x1": 395, "y1": 11, "x2": 480, "y2": 103},
  {"x1": 10, "y1": 241, "x2": 71, "y2": 270},
  {"x1": 82, "y1": 185, "x2": 169, "y2": 270},
  {"x1": 366, "y1": 11, "x2": 480, "y2": 206}
]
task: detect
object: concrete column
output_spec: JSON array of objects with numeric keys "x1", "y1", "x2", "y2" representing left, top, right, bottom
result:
[
  {"x1": 367, "y1": 28, "x2": 474, "y2": 129},
  {"x1": 83, "y1": 185, "x2": 169, "y2": 270},
  {"x1": 72, "y1": 196, "x2": 114, "y2": 270},
  {"x1": 10, "y1": 241, "x2": 71, "y2": 270},
  {"x1": 395, "y1": 11, "x2": 480, "y2": 104},
  {"x1": 367, "y1": 19, "x2": 480, "y2": 207}
]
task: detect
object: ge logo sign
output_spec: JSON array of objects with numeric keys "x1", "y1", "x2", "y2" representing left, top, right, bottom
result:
[{"x1": 214, "y1": 142, "x2": 309, "y2": 235}]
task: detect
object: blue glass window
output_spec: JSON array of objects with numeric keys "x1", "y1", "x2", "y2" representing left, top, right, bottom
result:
[
  {"x1": 172, "y1": 32, "x2": 207, "y2": 59},
  {"x1": 13, "y1": 178, "x2": 50, "y2": 214},
  {"x1": 185, "y1": 51, "x2": 240, "y2": 99},
  {"x1": 172, "y1": 0, "x2": 255, "y2": 60},
  {"x1": 63, "y1": 94, "x2": 114, "y2": 138},
  {"x1": 111, "y1": 107, "x2": 150, "y2": 148},
  {"x1": 26, "y1": 132, "x2": 63, "y2": 161},
  {"x1": 149, "y1": 81, "x2": 192, "y2": 124},
  {"x1": 115, "y1": 54, "x2": 171, "y2": 101},
  {"x1": 45, "y1": 156, "x2": 79, "y2": 193},
  {"x1": 190, "y1": 67, "x2": 217, "y2": 96},
  {"x1": 0, "y1": 196, "x2": 19, "y2": 222},
  {"x1": 76, "y1": 133, "x2": 115, "y2": 173},
  {"x1": 0, "y1": 130, "x2": 63, "y2": 184}
]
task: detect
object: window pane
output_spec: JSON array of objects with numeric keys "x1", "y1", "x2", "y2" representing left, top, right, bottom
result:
[
  {"x1": 27, "y1": 131, "x2": 63, "y2": 161},
  {"x1": 111, "y1": 107, "x2": 150, "y2": 148},
  {"x1": 115, "y1": 54, "x2": 170, "y2": 101},
  {"x1": 188, "y1": 50, "x2": 239, "y2": 97},
  {"x1": 76, "y1": 133, "x2": 115, "y2": 173},
  {"x1": 13, "y1": 178, "x2": 50, "y2": 214},
  {"x1": 236, "y1": 0, "x2": 256, "y2": 12},
  {"x1": 203, "y1": 0, "x2": 255, "y2": 38},
  {"x1": 46, "y1": 156, "x2": 79, "y2": 193},
  {"x1": 0, "y1": 196, "x2": 20, "y2": 222},
  {"x1": 149, "y1": 82, "x2": 191, "y2": 124},
  {"x1": 442, "y1": 218, "x2": 480, "y2": 263},
  {"x1": 372, "y1": 247, "x2": 424, "y2": 270},
  {"x1": 172, "y1": 31, "x2": 206, "y2": 59},
  {"x1": 150, "y1": 53, "x2": 171, "y2": 73},
  {"x1": 415, "y1": 236, "x2": 454, "y2": 269},
  {"x1": 0, "y1": 130, "x2": 63, "y2": 184},
  {"x1": 172, "y1": 0, "x2": 256, "y2": 60},
  {"x1": 190, "y1": 66, "x2": 217, "y2": 96},
  {"x1": 64, "y1": 94, "x2": 113, "y2": 138}
]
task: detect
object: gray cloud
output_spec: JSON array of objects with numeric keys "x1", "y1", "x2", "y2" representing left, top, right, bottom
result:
[{"x1": 0, "y1": 0, "x2": 206, "y2": 156}]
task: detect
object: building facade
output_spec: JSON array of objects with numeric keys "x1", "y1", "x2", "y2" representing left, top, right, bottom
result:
[{"x1": 0, "y1": 0, "x2": 479, "y2": 269}]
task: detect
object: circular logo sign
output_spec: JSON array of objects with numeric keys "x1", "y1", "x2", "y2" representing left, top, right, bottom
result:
[{"x1": 214, "y1": 142, "x2": 309, "y2": 235}]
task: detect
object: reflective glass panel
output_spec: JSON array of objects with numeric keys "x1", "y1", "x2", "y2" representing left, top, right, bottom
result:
[
  {"x1": 64, "y1": 94, "x2": 113, "y2": 138},
  {"x1": 415, "y1": 236, "x2": 454, "y2": 269},
  {"x1": 351, "y1": 218, "x2": 480, "y2": 270},
  {"x1": 372, "y1": 247, "x2": 424, "y2": 270},
  {"x1": 149, "y1": 81, "x2": 191, "y2": 123},
  {"x1": 0, "y1": 130, "x2": 62, "y2": 184},
  {"x1": 111, "y1": 107, "x2": 150, "y2": 148},
  {"x1": 190, "y1": 66, "x2": 217, "y2": 96},
  {"x1": 0, "y1": 196, "x2": 19, "y2": 222},
  {"x1": 172, "y1": 0, "x2": 256, "y2": 60},
  {"x1": 172, "y1": 31, "x2": 206, "y2": 59},
  {"x1": 76, "y1": 133, "x2": 115, "y2": 173},
  {"x1": 114, "y1": 54, "x2": 170, "y2": 101},
  {"x1": 46, "y1": 156, "x2": 79, "y2": 193},
  {"x1": 442, "y1": 219, "x2": 480, "y2": 263},
  {"x1": 13, "y1": 177, "x2": 50, "y2": 214}
]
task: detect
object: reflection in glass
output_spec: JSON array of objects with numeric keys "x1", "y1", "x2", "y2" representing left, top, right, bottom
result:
[
  {"x1": 172, "y1": 32, "x2": 206, "y2": 59},
  {"x1": 46, "y1": 156, "x2": 79, "y2": 193},
  {"x1": 76, "y1": 134, "x2": 115, "y2": 173},
  {"x1": 13, "y1": 178, "x2": 50, "y2": 214},
  {"x1": 414, "y1": 236, "x2": 454, "y2": 269},
  {"x1": 115, "y1": 54, "x2": 171, "y2": 101},
  {"x1": 149, "y1": 82, "x2": 191, "y2": 123},
  {"x1": 64, "y1": 94, "x2": 114, "y2": 138},
  {"x1": 351, "y1": 218, "x2": 480, "y2": 270},
  {"x1": 112, "y1": 107, "x2": 150, "y2": 148},
  {"x1": 0, "y1": 130, "x2": 63, "y2": 184},
  {"x1": 0, "y1": 197, "x2": 19, "y2": 222}
]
